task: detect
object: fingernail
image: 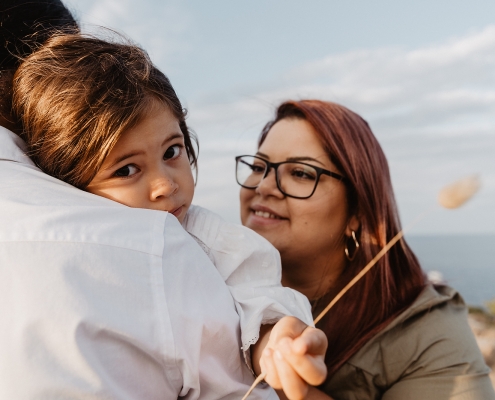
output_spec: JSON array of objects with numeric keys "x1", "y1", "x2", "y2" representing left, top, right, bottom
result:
[
  {"x1": 275, "y1": 350, "x2": 283, "y2": 360},
  {"x1": 263, "y1": 347, "x2": 272, "y2": 357}
]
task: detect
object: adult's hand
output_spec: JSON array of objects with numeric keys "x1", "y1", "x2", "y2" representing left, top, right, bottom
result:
[{"x1": 254, "y1": 316, "x2": 328, "y2": 400}]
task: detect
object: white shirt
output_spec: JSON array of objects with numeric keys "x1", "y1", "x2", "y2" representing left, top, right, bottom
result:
[
  {"x1": 183, "y1": 205, "x2": 313, "y2": 358},
  {"x1": 0, "y1": 127, "x2": 278, "y2": 399}
]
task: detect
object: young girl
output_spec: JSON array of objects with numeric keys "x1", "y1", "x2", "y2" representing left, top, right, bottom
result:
[{"x1": 12, "y1": 34, "x2": 326, "y2": 397}]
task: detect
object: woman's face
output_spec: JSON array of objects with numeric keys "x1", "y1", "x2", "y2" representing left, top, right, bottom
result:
[{"x1": 240, "y1": 118, "x2": 352, "y2": 277}]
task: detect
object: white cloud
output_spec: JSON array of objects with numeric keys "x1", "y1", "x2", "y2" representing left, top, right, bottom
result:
[
  {"x1": 65, "y1": 0, "x2": 193, "y2": 73},
  {"x1": 189, "y1": 26, "x2": 495, "y2": 234}
]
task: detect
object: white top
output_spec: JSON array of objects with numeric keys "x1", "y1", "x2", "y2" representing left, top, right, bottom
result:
[
  {"x1": 0, "y1": 127, "x2": 278, "y2": 399},
  {"x1": 183, "y1": 205, "x2": 313, "y2": 357}
]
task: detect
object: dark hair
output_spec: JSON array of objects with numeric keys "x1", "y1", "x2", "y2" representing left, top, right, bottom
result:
[
  {"x1": 13, "y1": 34, "x2": 197, "y2": 189},
  {"x1": 1, "y1": 0, "x2": 78, "y2": 69},
  {"x1": 260, "y1": 100, "x2": 426, "y2": 376},
  {"x1": 0, "y1": 0, "x2": 78, "y2": 129}
]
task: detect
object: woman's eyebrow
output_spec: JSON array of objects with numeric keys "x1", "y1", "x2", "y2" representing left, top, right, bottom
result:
[
  {"x1": 255, "y1": 151, "x2": 270, "y2": 159},
  {"x1": 286, "y1": 156, "x2": 325, "y2": 166}
]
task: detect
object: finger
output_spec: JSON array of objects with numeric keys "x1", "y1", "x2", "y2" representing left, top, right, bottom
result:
[
  {"x1": 261, "y1": 347, "x2": 282, "y2": 389},
  {"x1": 278, "y1": 337, "x2": 327, "y2": 386},
  {"x1": 273, "y1": 344, "x2": 308, "y2": 400},
  {"x1": 269, "y1": 316, "x2": 308, "y2": 343},
  {"x1": 293, "y1": 326, "x2": 328, "y2": 356}
]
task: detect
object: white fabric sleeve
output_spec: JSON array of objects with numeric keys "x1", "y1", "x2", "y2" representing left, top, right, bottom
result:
[
  {"x1": 182, "y1": 205, "x2": 314, "y2": 353},
  {"x1": 162, "y1": 215, "x2": 278, "y2": 400}
]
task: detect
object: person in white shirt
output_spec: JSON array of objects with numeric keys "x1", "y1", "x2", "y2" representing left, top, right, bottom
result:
[
  {"x1": 6, "y1": 32, "x2": 328, "y2": 398},
  {"x1": 1, "y1": 125, "x2": 280, "y2": 399}
]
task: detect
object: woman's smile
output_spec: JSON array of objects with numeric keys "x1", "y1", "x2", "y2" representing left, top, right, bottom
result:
[{"x1": 247, "y1": 204, "x2": 287, "y2": 225}]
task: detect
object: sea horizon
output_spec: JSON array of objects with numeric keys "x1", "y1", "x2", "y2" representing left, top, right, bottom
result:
[{"x1": 406, "y1": 234, "x2": 495, "y2": 307}]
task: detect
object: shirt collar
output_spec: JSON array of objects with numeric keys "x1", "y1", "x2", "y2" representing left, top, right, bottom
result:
[{"x1": 0, "y1": 126, "x2": 36, "y2": 166}]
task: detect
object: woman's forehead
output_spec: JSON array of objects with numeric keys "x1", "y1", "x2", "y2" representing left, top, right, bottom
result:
[{"x1": 259, "y1": 118, "x2": 332, "y2": 165}]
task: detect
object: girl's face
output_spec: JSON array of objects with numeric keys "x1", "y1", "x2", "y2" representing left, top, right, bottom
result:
[
  {"x1": 87, "y1": 102, "x2": 194, "y2": 223},
  {"x1": 240, "y1": 118, "x2": 353, "y2": 281}
]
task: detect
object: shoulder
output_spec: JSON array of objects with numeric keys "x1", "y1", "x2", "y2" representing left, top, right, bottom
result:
[
  {"x1": 374, "y1": 285, "x2": 486, "y2": 380},
  {"x1": 183, "y1": 204, "x2": 276, "y2": 255},
  {"x1": 326, "y1": 285, "x2": 493, "y2": 399},
  {"x1": 0, "y1": 153, "x2": 172, "y2": 256},
  {"x1": 182, "y1": 205, "x2": 281, "y2": 281}
]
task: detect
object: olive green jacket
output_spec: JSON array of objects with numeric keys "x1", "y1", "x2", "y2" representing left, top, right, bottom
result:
[{"x1": 321, "y1": 284, "x2": 495, "y2": 399}]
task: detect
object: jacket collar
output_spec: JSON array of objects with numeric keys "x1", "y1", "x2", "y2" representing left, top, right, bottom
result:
[{"x1": 0, "y1": 126, "x2": 36, "y2": 166}]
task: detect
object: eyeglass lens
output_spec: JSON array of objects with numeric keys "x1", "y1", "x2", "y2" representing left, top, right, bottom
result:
[{"x1": 236, "y1": 156, "x2": 318, "y2": 198}]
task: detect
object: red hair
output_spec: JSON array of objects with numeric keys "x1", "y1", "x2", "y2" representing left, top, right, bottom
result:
[{"x1": 259, "y1": 100, "x2": 426, "y2": 376}]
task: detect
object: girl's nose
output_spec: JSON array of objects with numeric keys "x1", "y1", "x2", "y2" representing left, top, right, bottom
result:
[
  {"x1": 255, "y1": 168, "x2": 284, "y2": 198},
  {"x1": 150, "y1": 175, "x2": 178, "y2": 201}
]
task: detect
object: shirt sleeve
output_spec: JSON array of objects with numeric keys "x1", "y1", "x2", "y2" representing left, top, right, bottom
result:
[
  {"x1": 162, "y1": 214, "x2": 279, "y2": 400},
  {"x1": 382, "y1": 374, "x2": 495, "y2": 400},
  {"x1": 182, "y1": 205, "x2": 314, "y2": 354},
  {"x1": 380, "y1": 296, "x2": 495, "y2": 400},
  {"x1": 380, "y1": 338, "x2": 495, "y2": 400}
]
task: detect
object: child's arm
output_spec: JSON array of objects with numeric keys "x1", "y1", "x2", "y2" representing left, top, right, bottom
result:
[
  {"x1": 182, "y1": 205, "x2": 314, "y2": 361},
  {"x1": 252, "y1": 317, "x2": 330, "y2": 400}
]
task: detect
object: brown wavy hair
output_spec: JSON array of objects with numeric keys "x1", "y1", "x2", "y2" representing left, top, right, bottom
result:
[
  {"x1": 259, "y1": 100, "x2": 426, "y2": 376},
  {"x1": 12, "y1": 34, "x2": 197, "y2": 189}
]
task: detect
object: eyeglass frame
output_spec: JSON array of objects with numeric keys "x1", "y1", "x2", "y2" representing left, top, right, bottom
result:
[{"x1": 235, "y1": 155, "x2": 349, "y2": 199}]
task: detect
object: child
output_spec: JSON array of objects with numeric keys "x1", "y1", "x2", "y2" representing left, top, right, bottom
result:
[{"x1": 13, "y1": 34, "x2": 325, "y2": 397}]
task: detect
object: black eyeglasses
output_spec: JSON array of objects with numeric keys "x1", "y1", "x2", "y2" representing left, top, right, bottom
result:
[{"x1": 235, "y1": 155, "x2": 347, "y2": 199}]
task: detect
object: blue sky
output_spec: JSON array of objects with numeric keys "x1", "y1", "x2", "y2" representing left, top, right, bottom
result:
[{"x1": 65, "y1": 0, "x2": 495, "y2": 234}]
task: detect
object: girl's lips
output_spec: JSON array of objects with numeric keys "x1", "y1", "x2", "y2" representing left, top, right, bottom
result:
[{"x1": 171, "y1": 206, "x2": 183, "y2": 218}]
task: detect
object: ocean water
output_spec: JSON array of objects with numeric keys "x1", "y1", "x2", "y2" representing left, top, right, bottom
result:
[{"x1": 407, "y1": 235, "x2": 495, "y2": 306}]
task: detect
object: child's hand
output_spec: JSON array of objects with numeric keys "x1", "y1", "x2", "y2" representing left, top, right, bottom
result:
[{"x1": 258, "y1": 316, "x2": 328, "y2": 400}]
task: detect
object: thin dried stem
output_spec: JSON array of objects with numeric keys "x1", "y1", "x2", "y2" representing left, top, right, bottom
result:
[
  {"x1": 314, "y1": 204, "x2": 435, "y2": 324},
  {"x1": 314, "y1": 231, "x2": 404, "y2": 324},
  {"x1": 241, "y1": 372, "x2": 267, "y2": 400}
]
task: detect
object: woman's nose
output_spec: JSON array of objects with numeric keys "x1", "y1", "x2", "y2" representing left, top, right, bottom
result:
[
  {"x1": 255, "y1": 168, "x2": 284, "y2": 198},
  {"x1": 149, "y1": 174, "x2": 178, "y2": 201}
]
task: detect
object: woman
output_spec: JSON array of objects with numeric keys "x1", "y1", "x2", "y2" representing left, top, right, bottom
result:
[{"x1": 237, "y1": 100, "x2": 495, "y2": 399}]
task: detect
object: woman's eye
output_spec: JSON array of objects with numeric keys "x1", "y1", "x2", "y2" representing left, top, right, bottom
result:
[
  {"x1": 114, "y1": 164, "x2": 139, "y2": 178},
  {"x1": 250, "y1": 163, "x2": 265, "y2": 173},
  {"x1": 163, "y1": 145, "x2": 181, "y2": 161},
  {"x1": 291, "y1": 167, "x2": 316, "y2": 180}
]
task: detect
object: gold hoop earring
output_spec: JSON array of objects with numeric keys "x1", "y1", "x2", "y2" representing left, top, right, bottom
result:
[{"x1": 345, "y1": 230, "x2": 360, "y2": 261}]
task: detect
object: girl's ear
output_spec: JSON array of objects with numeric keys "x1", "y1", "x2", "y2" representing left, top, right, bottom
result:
[{"x1": 345, "y1": 215, "x2": 360, "y2": 237}]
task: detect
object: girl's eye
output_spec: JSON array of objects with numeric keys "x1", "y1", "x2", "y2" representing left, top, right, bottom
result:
[
  {"x1": 113, "y1": 164, "x2": 139, "y2": 178},
  {"x1": 163, "y1": 145, "x2": 181, "y2": 161}
]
